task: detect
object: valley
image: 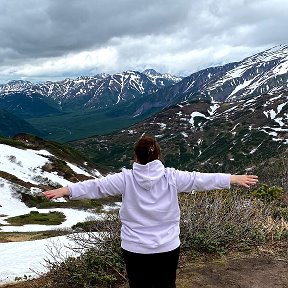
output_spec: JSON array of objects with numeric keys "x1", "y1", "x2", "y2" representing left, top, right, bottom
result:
[{"x1": 26, "y1": 106, "x2": 154, "y2": 142}]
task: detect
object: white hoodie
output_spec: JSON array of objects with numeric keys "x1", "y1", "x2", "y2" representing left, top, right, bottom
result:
[{"x1": 68, "y1": 160, "x2": 230, "y2": 254}]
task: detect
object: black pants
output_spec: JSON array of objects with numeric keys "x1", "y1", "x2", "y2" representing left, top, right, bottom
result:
[{"x1": 122, "y1": 246, "x2": 180, "y2": 288}]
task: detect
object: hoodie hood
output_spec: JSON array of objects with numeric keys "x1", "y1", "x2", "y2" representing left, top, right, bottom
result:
[{"x1": 132, "y1": 160, "x2": 165, "y2": 190}]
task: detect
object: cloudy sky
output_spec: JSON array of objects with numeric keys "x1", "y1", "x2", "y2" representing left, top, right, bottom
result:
[{"x1": 0, "y1": 0, "x2": 287, "y2": 83}]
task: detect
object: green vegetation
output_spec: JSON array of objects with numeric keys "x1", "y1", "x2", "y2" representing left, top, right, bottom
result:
[
  {"x1": 21, "y1": 192, "x2": 121, "y2": 211},
  {"x1": 180, "y1": 190, "x2": 263, "y2": 254},
  {"x1": 252, "y1": 184, "x2": 284, "y2": 203},
  {"x1": 6, "y1": 211, "x2": 66, "y2": 226},
  {"x1": 0, "y1": 135, "x2": 29, "y2": 149},
  {"x1": 26, "y1": 107, "x2": 149, "y2": 142},
  {"x1": 42, "y1": 213, "x2": 125, "y2": 288},
  {"x1": 40, "y1": 185, "x2": 288, "y2": 287}
]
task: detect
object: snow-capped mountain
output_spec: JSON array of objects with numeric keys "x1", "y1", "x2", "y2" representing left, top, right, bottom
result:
[
  {"x1": 143, "y1": 69, "x2": 183, "y2": 85},
  {"x1": 133, "y1": 44, "x2": 288, "y2": 116},
  {"x1": 0, "y1": 70, "x2": 182, "y2": 115},
  {"x1": 72, "y1": 90, "x2": 287, "y2": 189},
  {"x1": 205, "y1": 44, "x2": 288, "y2": 101}
]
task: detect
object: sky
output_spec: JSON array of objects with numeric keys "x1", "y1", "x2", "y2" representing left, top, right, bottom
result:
[{"x1": 0, "y1": 0, "x2": 287, "y2": 83}]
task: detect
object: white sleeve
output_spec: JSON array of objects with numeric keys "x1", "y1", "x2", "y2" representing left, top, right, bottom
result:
[
  {"x1": 68, "y1": 172, "x2": 125, "y2": 199},
  {"x1": 175, "y1": 170, "x2": 231, "y2": 192}
]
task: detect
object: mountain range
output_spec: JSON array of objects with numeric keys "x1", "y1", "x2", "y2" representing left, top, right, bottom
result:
[
  {"x1": 0, "y1": 44, "x2": 287, "y2": 180},
  {"x1": 1, "y1": 45, "x2": 287, "y2": 116},
  {"x1": 124, "y1": 44, "x2": 288, "y2": 117},
  {"x1": 0, "y1": 69, "x2": 183, "y2": 140},
  {"x1": 0, "y1": 45, "x2": 287, "y2": 142},
  {"x1": 0, "y1": 70, "x2": 182, "y2": 115}
]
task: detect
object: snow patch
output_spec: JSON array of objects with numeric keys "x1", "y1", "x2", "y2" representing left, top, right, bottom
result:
[
  {"x1": 208, "y1": 103, "x2": 220, "y2": 115},
  {"x1": 157, "y1": 123, "x2": 167, "y2": 130},
  {"x1": 228, "y1": 78, "x2": 254, "y2": 98},
  {"x1": 181, "y1": 132, "x2": 188, "y2": 138},
  {"x1": 66, "y1": 163, "x2": 92, "y2": 177},
  {"x1": 189, "y1": 112, "x2": 210, "y2": 127},
  {"x1": 273, "y1": 61, "x2": 288, "y2": 76}
]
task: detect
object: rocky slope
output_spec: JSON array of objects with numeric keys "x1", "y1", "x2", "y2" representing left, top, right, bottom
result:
[
  {"x1": 71, "y1": 90, "x2": 287, "y2": 188},
  {"x1": 131, "y1": 44, "x2": 288, "y2": 116}
]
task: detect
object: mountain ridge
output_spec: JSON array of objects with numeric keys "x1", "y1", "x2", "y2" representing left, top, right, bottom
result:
[
  {"x1": 0, "y1": 44, "x2": 287, "y2": 142},
  {"x1": 130, "y1": 44, "x2": 288, "y2": 117},
  {"x1": 0, "y1": 109, "x2": 43, "y2": 137},
  {"x1": 0, "y1": 70, "x2": 182, "y2": 114}
]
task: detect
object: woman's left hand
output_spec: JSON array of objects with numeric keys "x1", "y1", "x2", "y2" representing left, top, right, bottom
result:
[{"x1": 43, "y1": 187, "x2": 70, "y2": 199}]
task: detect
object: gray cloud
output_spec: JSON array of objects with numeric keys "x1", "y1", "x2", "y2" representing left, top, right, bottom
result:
[
  {"x1": 0, "y1": 0, "x2": 287, "y2": 82},
  {"x1": 0, "y1": 0, "x2": 189, "y2": 59}
]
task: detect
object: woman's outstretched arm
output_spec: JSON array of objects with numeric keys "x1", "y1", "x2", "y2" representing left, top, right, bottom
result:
[
  {"x1": 175, "y1": 170, "x2": 258, "y2": 192},
  {"x1": 43, "y1": 172, "x2": 125, "y2": 200}
]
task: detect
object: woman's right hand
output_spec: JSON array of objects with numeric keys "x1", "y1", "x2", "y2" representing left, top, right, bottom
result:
[{"x1": 230, "y1": 175, "x2": 258, "y2": 188}]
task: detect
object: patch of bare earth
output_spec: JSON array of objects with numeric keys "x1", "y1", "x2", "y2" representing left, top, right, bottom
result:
[{"x1": 176, "y1": 242, "x2": 288, "y2": 288}]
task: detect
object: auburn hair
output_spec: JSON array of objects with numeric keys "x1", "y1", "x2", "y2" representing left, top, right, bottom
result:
[{"x1": 134, "y1": 136, "x2": 161, "y2": 165}]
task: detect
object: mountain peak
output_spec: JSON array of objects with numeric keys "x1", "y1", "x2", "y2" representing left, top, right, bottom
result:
[
  {"x1": 244, "y1": 43, "x2": 288, "y2": 64},
  {"x1": 142, "y1": 69, "x2": 160, "y2": 76}
]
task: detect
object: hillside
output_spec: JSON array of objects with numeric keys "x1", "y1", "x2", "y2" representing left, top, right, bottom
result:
[
  {"x1": 71, "y1": 90, "x2": 287, "y2": 189},
  {"x1": 0, "y1": 110, "x2": 41, "y2": 137},
  {"x1": 0, "y1": 133, "x2": 108, "y2": 230},
  {"x1": 0, "y1": 134, "x2": 124, "y2": 282}
]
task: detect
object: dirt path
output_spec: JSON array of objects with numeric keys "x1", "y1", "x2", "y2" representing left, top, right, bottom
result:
[
  {"x1": 1, "y1": 243, "x2": 288, "y2": 288},
  {"x1": 176, "y1": 243, "x2": 288, "y2": 288}
]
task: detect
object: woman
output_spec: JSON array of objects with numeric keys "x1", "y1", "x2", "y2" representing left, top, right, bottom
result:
[{"x1": 43, "y1": 136, "x2": 258, "y2": 288}]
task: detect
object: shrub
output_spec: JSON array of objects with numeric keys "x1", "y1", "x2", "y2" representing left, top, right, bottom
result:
[
  {"x1": 251, "y1": 184, "x2": 284, "y2": 203},
  {"x1": 274, "y1": 207, "x2": 288, "y2": 221},
  {"x1": 6, "y1": 211, "x2": 66, "y2": 226},
  {"x1": 40, "y1": 187, "x2": 288, "y2": 288},
  {"x1": 179, "y1": 189, "x2": 285, "y2": 254},
  {"x1": 41, "y1": 213, "x2": 126, "y2": 288}
]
